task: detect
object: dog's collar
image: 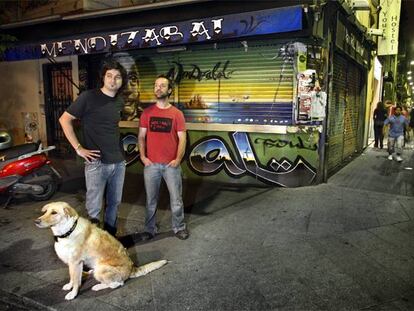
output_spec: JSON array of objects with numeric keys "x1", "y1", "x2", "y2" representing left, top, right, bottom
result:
[{"x1": 54, "y1": 218, "x2": 78, "y2": 242}]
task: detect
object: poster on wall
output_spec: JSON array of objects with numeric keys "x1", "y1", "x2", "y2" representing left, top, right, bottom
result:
[
  {"x1": 296, "y1": 69, "x2": 326, "y2": 122},
  {"x1": 296, "y1": 69, "x2": 315, "y2": 121}
]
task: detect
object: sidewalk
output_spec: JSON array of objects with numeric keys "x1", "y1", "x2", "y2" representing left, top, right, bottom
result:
[{"x1": 0, "y1": 145, "x2": 413, "y2": 310}]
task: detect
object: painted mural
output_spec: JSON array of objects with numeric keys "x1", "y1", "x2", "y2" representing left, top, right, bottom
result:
[
  {"x1": 115, "y1": 39, "x2": 319, "y2": 186},
  {"x1": 112, "y1": 41, "x2": 295, "y2": 125},
  {"x1": 121, "y1": 130, "x2": 318, "y2": 187}
]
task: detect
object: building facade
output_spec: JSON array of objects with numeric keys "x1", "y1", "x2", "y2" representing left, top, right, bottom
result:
[{"x1": 0, "y1": 0, "x2": 378, "y2": 186}]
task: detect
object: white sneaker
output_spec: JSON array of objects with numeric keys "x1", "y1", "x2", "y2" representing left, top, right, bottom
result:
[
  {"x1": 396, "y1": 156, "x2": 403, "y2": 162},
  {"x1": 388, "y1": 155, "x2": 393, "y2": 160}
]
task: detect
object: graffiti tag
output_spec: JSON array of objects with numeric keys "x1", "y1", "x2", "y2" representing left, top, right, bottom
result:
[
  {"x1": 167, "y1": 61, "x2": 234, "y2": 84},
  {"x1": 189, "y1": 132, "x2": 316, "y2": 187},
  {"x1": 254, "y1": 136, "x2": 318, "y2": 152}
]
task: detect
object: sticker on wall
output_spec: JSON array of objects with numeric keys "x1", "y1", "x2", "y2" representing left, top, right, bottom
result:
[{"x1": 22, "y1": 112, "x2": 40, "y2": 143}]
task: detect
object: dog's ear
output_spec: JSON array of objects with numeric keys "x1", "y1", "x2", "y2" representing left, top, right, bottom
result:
[
  {"x1": 63, "y1": 205, "x2": 78, "y2": 218},
  {"x1": 41, "y1": 204, "x2": 50, "y2": 212}
]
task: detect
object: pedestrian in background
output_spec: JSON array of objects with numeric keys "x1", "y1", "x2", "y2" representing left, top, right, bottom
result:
[
  {"x1": 138, "y1": 75, "x2": 189, "y2": 240},
  {"x1": 59, "y1": 59, "x2": 127, "y2": 236},
  {"x1": 373, "y1": 101, "x2": 387, "y2": 149},
  {"x1": 384, "y1": 105, "x2": 409, "y2": 162},
  {"x1": 402, "y1": 104, "x2": 410, "y2": 144},
  {"x1": 409, "y1": 106, "x2": 414, "y2": 143}
]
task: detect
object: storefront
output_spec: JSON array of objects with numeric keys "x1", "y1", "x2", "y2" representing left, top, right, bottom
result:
[{"x1": 2, "y1": 2, "x2": 373, "y2": 187}]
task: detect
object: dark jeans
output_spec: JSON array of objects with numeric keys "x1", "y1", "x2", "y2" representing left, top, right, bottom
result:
[{"x1": 373, "y1": 124, "x2": 384, "y2": 148}]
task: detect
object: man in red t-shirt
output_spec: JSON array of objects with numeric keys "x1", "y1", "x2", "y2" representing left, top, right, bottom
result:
[{"x1": 138, "y1": 75, "x2": 188, "y2": 240}]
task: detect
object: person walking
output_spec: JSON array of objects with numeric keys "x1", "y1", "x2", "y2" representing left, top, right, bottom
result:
[
  {"x1": 384, "y1": 105, "x2": 409, "y2": 162},
  {"x1": 138, "y1": 75, "x2": 188, "y2": 240},
  {"x1": 373, "y1": 101, "x2": 387, "y2": 149},
  {"x1": 409, "y1": 106, "x2": 414, "y2": 143},
  {"x1": 59, "y1": 59, "x2": 127, "y2": 236}
]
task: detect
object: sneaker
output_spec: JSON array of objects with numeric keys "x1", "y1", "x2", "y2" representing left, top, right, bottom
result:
[
  {"x1": 388, "y1": 155, "x2": 393, "y2": 161},
  {"x1": 175, "y1": 229, "x2": 189, "y2": 240},
  {"x1": 396, "y1": 155, "x2": 403, "y2": 162}
]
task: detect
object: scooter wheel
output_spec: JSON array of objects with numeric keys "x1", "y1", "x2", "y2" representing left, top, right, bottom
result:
[{"x1": 29, "y1": 179, "x2": 58, "y2": 201}]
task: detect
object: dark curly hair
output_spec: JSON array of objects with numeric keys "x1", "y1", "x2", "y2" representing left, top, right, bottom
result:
[{"x1": 99, "y1": 59, "x2": 128, "y2": 93}]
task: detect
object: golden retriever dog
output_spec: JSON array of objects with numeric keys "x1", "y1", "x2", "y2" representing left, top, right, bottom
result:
[{"x1": 35, "y1": 201, "x2": 167, "y2": 300}]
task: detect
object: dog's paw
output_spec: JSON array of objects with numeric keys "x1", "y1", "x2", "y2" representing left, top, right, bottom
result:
[
  {"x1": 62, "y1": 282, "x2": 72, "y2": 291},
  {"x1": 92, "y1": 283, "x2": 108, "y2": 291},
  {"x1": 65, "y1": 290, "x2": 77, "y2": 300}
]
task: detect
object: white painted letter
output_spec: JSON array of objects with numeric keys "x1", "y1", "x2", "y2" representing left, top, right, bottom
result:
[
  {"x1": 88, "y1": 36, "x2": 107, "y2": 50},
  {"x1": 160, "y1": 26, "x2": 183, "y2": 40},
  {"x1": 74, "y1": 39, "x2": 88, "y2": 54},
  {"x1": 190, "y1": 22, "x2": 211, "y2": 39},
  {"x1": 142, "y1": 28, "x2": 161, "y2": 45},
  {"x1": 212, "y1": 19, "x2": 223, "y2": 34},
  {"x1": 121, "y1": 31, "x2": 140, "y2": 44},
  {"x1": 41, "y1": 43, "x2": 57, "y2": 57}
]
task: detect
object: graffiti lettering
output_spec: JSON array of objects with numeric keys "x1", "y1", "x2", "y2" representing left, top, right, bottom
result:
[
  {"x1": 254, "y1": 136, "x2": 317, "y2": 152},
  {"x1": 121, "y1": 132, "x2": 317, "y2": 187},
  {"x1": 231, "y1": 132, "x2": 316, "y2": 186},
  {"x1": 121, "y1": 133, "x2": 139, "y2": 166},
  {"x1": 167, "y1": 61, "x2": 234, "y2": 84},
  {"x1": 189, "y1": 132, "x2": 316, "y2": 186},
  {"x1": 189, "y1": 137, "x2": 245, "y2": 176}
]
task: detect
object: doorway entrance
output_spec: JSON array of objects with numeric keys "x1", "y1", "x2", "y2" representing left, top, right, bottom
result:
[{"x1": 43, "y1": 62, "x2": 76, "y2": 158}]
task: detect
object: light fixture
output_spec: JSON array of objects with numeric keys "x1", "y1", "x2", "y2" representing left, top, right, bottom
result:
[
  {"x1": 408, "y1": 71, "x2": 412, "y2": 75},
  {"x1": 411, "y1": 60, "x2": 414, "y2": 65},
  {"x1": 410, "y1": 82, "x2": 414, "y2": 85},
  {"x1": 409, "y1": 76, "x2": 413, "y2": 80}
]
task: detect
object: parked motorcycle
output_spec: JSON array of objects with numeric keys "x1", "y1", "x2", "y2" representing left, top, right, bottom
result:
[{"x1": 0, "y1": 141, "x2": 62, "y2": 208}]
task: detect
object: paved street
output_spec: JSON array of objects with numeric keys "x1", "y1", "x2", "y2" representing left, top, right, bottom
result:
[{"x1": 0, "y1": 144, "x2": 413, "y2": 310}]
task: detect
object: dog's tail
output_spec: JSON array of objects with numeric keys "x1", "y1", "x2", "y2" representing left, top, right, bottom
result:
[{"x1": 130, "y1": 260, "x2": 168, "y2": 278}]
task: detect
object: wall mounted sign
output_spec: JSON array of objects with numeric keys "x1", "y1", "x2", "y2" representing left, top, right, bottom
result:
[
  {"x1": 378, "y1": 0, "x2": 402, "y2": 55},
  {"x1": 5, "y1": 6, "x2": 303, "y2": 61}
]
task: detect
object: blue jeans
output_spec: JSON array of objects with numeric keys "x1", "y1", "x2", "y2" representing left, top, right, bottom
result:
[
  {"x1": 84, "y1": 160, "x2": 126, "y2": 228},
  {"x1": 143, "y1": 163, "x2": 186, "y2": 234},
  {"x1": 388, "y1": 135, "x2": 404, "y2": 156}
]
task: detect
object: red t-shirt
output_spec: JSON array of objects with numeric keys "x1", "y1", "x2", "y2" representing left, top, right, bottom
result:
[{"x1": 140, "y1": 104, "x2": 186, "y2": 163}]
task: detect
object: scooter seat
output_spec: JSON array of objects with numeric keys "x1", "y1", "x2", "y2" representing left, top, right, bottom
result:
[{"x1": 0, "y1": 143, "x2": 39, "y2": 162}]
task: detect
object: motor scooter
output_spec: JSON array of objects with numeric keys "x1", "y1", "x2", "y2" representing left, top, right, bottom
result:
[{"x1": 0, "y1": 141, "x2": 62, "y2": 208}]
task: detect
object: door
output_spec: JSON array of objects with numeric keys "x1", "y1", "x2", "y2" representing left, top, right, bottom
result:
[
  {"x1": 43, "y1": 62, "x2": 75, "y2": 158},
  {"x1": 327, "y1": 53, "x2": 366, "y2": 175}
]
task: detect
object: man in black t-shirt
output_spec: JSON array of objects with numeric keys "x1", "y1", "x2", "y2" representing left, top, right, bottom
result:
[{"x1": 59, "y1": 59, "x2": 127, "y2": 236}]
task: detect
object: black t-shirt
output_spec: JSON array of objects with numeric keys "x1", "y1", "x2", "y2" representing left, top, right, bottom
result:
[{"x1": 66, "y1": 89, "x2": 124, "y2": 163}]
